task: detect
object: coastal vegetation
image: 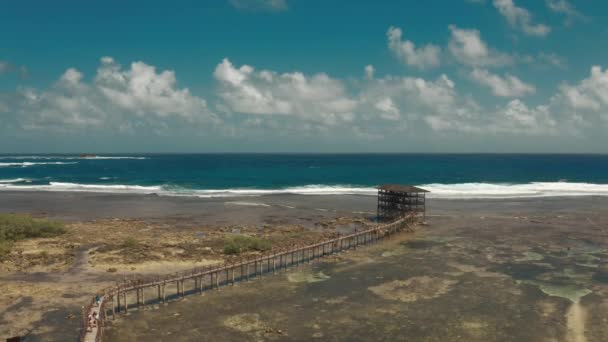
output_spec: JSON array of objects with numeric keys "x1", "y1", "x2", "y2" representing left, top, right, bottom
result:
[
  {"x1": 0, "y1": 214, "x2": 66, "y2": 259},
  {"x1": 121, "y1": 237, "x2": 140, "y2": 249},
  {"x1": 223, "y1": 235, "x2": 272, "y2": 255}
]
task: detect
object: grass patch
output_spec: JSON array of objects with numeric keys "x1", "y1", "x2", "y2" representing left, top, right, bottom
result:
[
  {"x1": 223, "y1": 235, "x2": 272, "y2": 255},
  {"x1": 0, "y1": 213, "x2": 66, "y2": 259}
]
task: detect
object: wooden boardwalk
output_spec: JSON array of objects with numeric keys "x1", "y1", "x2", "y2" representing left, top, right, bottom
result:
[{"x1": 80, "y1": 214, "x2": 418, "y2": 342}]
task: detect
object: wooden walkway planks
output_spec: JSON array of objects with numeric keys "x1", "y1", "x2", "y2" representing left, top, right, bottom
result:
[{"x1": 80, "y1": 214, "x2": 418, "y2": 342}]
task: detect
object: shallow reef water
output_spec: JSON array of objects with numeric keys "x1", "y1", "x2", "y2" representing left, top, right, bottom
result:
[{"x1": 105, "y1": 211, "x2": 608, "y2": 342}]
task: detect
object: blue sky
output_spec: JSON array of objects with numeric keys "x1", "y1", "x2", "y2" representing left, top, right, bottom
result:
[{"x1": 1, "y1": 0, "x2": 608, "y2": 153}]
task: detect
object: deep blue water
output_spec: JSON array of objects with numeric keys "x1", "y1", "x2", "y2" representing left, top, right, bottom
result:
[{"x1": 1, "y1": 154, "x2": 608, "y2": 198}]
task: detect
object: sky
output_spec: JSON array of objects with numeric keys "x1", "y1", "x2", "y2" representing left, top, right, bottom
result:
[{"x1": 1, "y1": 0, "x2": 608, "y2": 153}]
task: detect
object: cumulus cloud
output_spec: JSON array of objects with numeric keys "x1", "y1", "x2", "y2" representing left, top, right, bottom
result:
[
  {"x1": 448, "y1": 25, "x2": 513, "y2": 67},
  {"x1": 229, "y1": 0, "x2": 287, "y2": 11},
  {"x1": 557, "y1": 66, "x2": 608, "y2": 113},
  {"x1": 212, "y1": 57, "x2": 565, "y2": 137},
  {"x1": 373, "y1": 98, "x2": 400, "y2": 120},
  {"x1": 493, "y1": 0, "x2": 551, "y2": 37},
  {"x1": 12, "y1": 57, "x2": 217, "y2": 133},
  {"x1": 96, "y1": 57, "x2": 210, "y2": 120},
  {"x1": 470, "y1": 68, "x2": 536, "y2": 97},
  {"x1": 387, "y1": 26, "x2": 441, "y2": 70},
  {"x1": 214, "y1": 58, "x2": 358, "y2": 125},
  {"x1": 495, "y1": 99, "x2": 556, "y2": 134}
]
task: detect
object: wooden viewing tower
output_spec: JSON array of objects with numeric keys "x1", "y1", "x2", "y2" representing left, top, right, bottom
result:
[{"x1": 377, "y1": 184, "x2": 429, "y2": 222}]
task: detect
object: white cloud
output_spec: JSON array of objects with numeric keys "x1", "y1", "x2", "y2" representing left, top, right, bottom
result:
[
  {"x1": 387, "y1": 26, "x2": 441, "y2": 70},
  {"x1": 364, "y1": 65, "x2": 375, "y2": 80},
  {"x1": 495, "y1": 99, "x2": 556, "y2": 134},
  {"x1": 448, "y1": 25, "x2": 513, "y2": 67},
  {"x1": 546, "y1": 0, "x2": 585, "y2": 25},
  {"x1": 12, "y1": 57, "x2": 217, "y2": 132},
  {"x1": 373, "y1": 98, "x2": 400, "y2": 120},
  {"x1": 229, "y1": 0, "x2": 287, "y2": 11},
  {"x1": 214, "y1": 58, "x2": 358, "y2": 125},
  {"x1": 470, "y1": 68, "x2": 536, "y2": 97},
  {"x1": 557, "y1": 66, "x2": 608, "y2": 113},
  {"x1": 96, "y1": 57, "x2": 210, "y2": 120},
  {"x1": 493, "y1": 0, "x2": 551, "y2": 37}
]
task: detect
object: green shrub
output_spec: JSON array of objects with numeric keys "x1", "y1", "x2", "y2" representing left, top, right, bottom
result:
[
  {"x1": 0, "y1": 213, "x2": 66, "y2": 259},
  {"x1": 223, "y1": 235, "x2": 272, "y2": 255},
  {"x1": 121, "y1": 237, "x2": 139, "y2": 249}
]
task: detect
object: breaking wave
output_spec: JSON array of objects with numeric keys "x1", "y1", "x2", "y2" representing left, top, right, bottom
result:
[
  {"x1": 0, "y1": 156, "x2": 147, "y2": 160},
  {"x1": 420, "y1": 182, "x2": 608, "y2": 198},
  {"x1": 0, "y1": 162, "x2": 78, "y2": 168},
  {"x1": 0, "y1": 182, "x2": 608, "y2": 198}
]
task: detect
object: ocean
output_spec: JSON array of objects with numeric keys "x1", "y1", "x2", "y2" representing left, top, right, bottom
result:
[{"x1": 1, "y1": 154, "x2": 608, "y2": 198}]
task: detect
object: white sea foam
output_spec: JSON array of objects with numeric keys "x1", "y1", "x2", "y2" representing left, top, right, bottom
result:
[
  {"x1": 0, "y1": 162, "x2": 78, "y2": 168},
  {"x1": 0, "y1": 182, "x2": 162, "y2": 193},
  {"x1": 0, "y1": 182, "x2": 608, "y2": 198},
  {"x1": 0, "y1": 156, "x2": 147, "y2": 160},
  {"x1": 420, "y1": 182, "x2": 608, "y2": 198},
  {"x1": 0, "y1": 178, "x2": 28, "y2": 183},
  {"x1": 81, "y1": 156, "x2": 148, "y2": 160}
]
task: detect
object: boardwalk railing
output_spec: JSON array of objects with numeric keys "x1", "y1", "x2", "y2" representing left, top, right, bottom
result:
[{"x1": 80, "y1": 214, "x2": 419, "y2": 341}]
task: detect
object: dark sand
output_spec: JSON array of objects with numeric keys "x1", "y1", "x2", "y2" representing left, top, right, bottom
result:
[{"x1": 2, "y1": 192, "x2": 608, "y2": 341}]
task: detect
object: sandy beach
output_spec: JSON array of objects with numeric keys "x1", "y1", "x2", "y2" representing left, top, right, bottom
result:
[{"x1": 1, "y1": 192, "x2": 608, "y2": 341}]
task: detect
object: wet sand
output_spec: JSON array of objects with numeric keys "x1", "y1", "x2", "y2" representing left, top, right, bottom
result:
[{"x1": 1, "y1": 192, "x2": 608, "y2": 341}]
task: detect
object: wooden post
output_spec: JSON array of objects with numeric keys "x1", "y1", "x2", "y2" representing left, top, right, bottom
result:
[
  {"x1": 215, "y1": 271, "x2": 219, "y2": 290},
  {"x1": 259, "y1": 259, "x2": 263, "y2": 277},
  {"x1": 117, "y1": 291, "x2": 121, "y2": 313},
  {"x1": 157, "y1": 285, "x2": 161, "y2": 301},
  {"x1": 111, "y1": 295, "x2": 116, "y2": 319},
  {"x1": 124, "y1": 292, "x2": 128, "y2": 313},
  {"x1": 273, "y1": 257, "x2": 276, "y2": 274},
  {"x1": 231, "y1": 267, "x2": 235, "y2": 285},
  {"x1": 141, "y1": 287, "x2": 145, "y2": 306}
]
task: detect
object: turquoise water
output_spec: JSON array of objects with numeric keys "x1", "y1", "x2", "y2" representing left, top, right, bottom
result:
[{"x1": 1, "y1": 154, "x2": 608, "y2": 198}]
